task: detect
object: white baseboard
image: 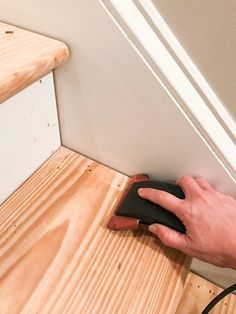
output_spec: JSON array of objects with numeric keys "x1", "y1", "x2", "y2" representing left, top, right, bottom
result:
[{"x1": 191, "y1": 259, "x2": 236, "y2": 290}]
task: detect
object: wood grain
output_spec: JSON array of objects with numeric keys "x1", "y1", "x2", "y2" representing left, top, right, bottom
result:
[
  {"x1": 176, "y1": 272, "x2": 236, "y2": 314},
  {"x1": 0, "y1": 21, "x2": 69, "y2": 103},
  {"x1": 0, "y1": 147, "x2": 190, "y2": 313}
]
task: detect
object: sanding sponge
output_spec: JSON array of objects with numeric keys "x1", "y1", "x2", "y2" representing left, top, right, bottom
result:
[{"x1": 107, "y1": 174, "x2": 186, "y2": 234}]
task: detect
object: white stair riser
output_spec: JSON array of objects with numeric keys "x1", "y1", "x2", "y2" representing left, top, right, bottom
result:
[{"x1": 0, "y1": 72, "x2": 60, "y2": 204}]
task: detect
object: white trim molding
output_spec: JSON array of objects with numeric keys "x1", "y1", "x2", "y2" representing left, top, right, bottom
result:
[
  {"x1": 136, "y1": 0, "x2": 236, "y2": 141},
  {"x1": 100, "y1": 0, "x2": 236, "y2": 180}
]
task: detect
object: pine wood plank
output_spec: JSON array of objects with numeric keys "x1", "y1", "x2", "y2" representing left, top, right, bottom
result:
[
  {"x1": 0, "y1": 21, "x2": 69, "y2": 103},
  {"x1": 0, "y1": 147, "x2": 190, "y2": 313},
  {"x1": 176, "y1": 272, "x2": 236, "y2": 314}
]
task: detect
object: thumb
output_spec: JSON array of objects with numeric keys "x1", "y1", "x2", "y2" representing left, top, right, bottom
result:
[{"x1": 149, "y1": 224, "x2": 187, "y2": 251}]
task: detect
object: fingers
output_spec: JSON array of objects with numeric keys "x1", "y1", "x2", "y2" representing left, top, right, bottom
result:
[
  {"x1": 149, "y1": 224, "x2": 187, "y2": 250},
  {"x1": 194, "y1": 177, "x2": 213, "y2": 191},
  {"x1": 138, "y1": 188, "x2": 183, "y2": 215},
  {"x1": 177, "y1": 176, "x2": 202, "y2": 197}
]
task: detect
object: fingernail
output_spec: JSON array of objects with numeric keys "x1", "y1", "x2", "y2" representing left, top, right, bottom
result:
[
  {"x1": 149, "y1": 224, "x2": 157, "y2": 233},
  {"x1": 138, "y1": 188, "x2": 144, "y2": 196}
]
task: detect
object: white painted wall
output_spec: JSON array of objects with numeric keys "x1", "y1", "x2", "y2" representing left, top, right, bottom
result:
[
  {"x1": 0, "y1": 73, "x2": 60, "y2": 204},
  {"x1": 151, "y1": 0, "x2": 236, "y2": 120}
]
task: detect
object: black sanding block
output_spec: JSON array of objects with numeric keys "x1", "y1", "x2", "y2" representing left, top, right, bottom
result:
[{"x1": 107, "y1": 174, "x2": 186, "y2": 234}]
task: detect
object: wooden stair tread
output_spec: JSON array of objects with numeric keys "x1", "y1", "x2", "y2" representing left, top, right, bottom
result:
[
  {"x1": 176, "y1": 272, "x2": 236, "y2": 314},
  {"x1": 0, "y1": 21, "x2": 69, "y2": 103},
  {"x1": 0, "y1": 147, "x2": 190, "y2": 313}
]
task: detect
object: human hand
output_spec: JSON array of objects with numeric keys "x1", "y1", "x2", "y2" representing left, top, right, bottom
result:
[{"x1": 138, "y1": 176, "x2": 236, "y2": 269}]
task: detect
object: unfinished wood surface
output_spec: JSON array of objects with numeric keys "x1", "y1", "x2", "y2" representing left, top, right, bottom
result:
[
  {"x1": 0, "y1": 147, "x2": 190, "y2": 313},
  {"x1": 0, "y1": 21, "x2": 69, "y2": 103},
  {"x1": 176, "y1": 272, "x2": 236, "y2": 314}
]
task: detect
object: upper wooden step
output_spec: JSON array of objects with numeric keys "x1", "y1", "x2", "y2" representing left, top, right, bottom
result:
[{"x1": 0, "y1": 21, "x2": 69, "y2": 103}]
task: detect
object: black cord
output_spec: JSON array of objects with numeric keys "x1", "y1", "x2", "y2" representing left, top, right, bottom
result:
[{"x1": 202, "y1": 283, "x2": 236, "y2": 314}]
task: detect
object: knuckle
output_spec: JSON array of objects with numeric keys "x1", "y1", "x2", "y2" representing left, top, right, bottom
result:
[
  {"x1": 178, "y1": 175, "x2": 192, "y2": 185},
  {"x1": 195, "y1": 176, "x2": 203, "y2": 180},
  {"x1": 194, "y1": 188, "x2": 204, "y2": 197},
  {"x1": 161, "y1": 235, "x2": 169, "y2": 246},
  {"x1": 147, "y1": 189, "x2": 166, "y2": 202},
  {"x1": 178, "y1": 200, "x2": 188, "y2": 212},
  {"x1": 196, "y1": 176, "x2": 206, "y2": 182},
  {"x1": 195, "y1": 177, "x2": 204, "y2": 184},
  {"x1": 179, "y1": 202, "x2": 192, "y2": 219},
  {"x1": 161, "y1": 232, "x2": 174, "y2": 247},
  {"x1": 155, "y1": 190, "x2": 166, "y2": 201}
]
